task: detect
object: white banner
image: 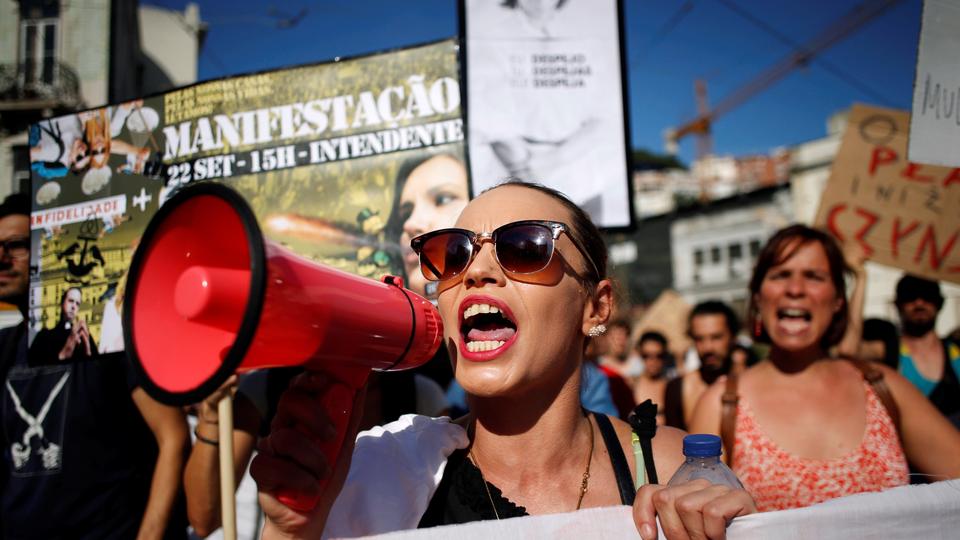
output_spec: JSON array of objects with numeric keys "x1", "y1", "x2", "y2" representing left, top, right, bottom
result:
[
  {"x1": 463, "y1": 0, "x2": 632, "y2": 228},
  {"x1": 354, "y1": 479, "x2": 960, "y2": 540},
  {"x1": 909, "y1": 0, "x2": 960, "y2": 167}
]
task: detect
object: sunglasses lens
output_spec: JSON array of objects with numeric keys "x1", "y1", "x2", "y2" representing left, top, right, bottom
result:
[
  {"x1": 496, "y1": 224, "x2": 553, "y2": 274},
  {"x1": 418, "y1": 231, "x2": 473, "y2": 281}
]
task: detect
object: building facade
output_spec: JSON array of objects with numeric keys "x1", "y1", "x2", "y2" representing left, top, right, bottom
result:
[
  {"x1": 670, "y1": 186, "x2": 793, "y2": 317},
  {"x1": 0, "y1": 0, "x2": 204, "y2": 198},
  {"x1": 0, "y1": 0, "x2": 203, "y2": 325}
]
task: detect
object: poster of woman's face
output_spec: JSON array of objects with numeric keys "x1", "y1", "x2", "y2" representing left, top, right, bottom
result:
[{"x1": 388, "y1": 152, "x2": 469, "y2": 297}]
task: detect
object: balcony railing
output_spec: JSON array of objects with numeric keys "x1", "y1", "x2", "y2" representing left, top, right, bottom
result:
[{"x1": 0, "y1": 61, "x2": 82, "y2": 110}]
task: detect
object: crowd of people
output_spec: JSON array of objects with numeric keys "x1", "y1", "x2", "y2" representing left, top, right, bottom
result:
[{"x1": 1, "y1": 172, "x2": 959, "y2": 539}]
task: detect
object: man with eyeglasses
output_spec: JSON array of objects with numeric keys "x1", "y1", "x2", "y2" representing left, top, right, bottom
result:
[
  {"x1": 0, "y1": 192, "x2": 189, "y2": 539},
  {"x1": 892, "y1": 275, "x2": 959, "y2": 428},
  {"x1": 0, "y1": 196, "x2": 29, "y2": 310},
  {"x1": 664, "y1": 300, "x2": 740, "y2": 430}
]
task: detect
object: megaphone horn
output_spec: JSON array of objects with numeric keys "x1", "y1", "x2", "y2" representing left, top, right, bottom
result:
[{"x1": 123, "y1": 182, "x2": 443, "y2": 406}]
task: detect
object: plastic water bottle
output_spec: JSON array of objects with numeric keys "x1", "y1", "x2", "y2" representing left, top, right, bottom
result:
[{"x1": 667, "y1": 434, "x2": 743, "y2": 489}]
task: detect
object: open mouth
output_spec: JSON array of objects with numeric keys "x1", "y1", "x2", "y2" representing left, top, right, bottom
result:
[
  {"x1": 460, "y1": 299, "x2": 517, "y2": 355},
  {"x1": 776, "y1": 307, "x2": 812, "y2": 334}
]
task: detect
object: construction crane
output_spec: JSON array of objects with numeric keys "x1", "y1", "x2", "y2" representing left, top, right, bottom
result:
[{"x1": 664, "y1": 0, "x2": 904, "y2": 158}]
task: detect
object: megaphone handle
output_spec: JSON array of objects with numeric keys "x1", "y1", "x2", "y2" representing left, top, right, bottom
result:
[
  {"x1": 218, "y1": 395, "x2": 237, "y2": 540},
  {"x1": 276, "y1": 368, "x2": 369, "y2": 512}
]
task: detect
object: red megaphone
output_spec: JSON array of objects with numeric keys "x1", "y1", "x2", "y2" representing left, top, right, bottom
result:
[
  {"x1": 122, "y1": 180, "x2": 442, "y2": 403},
  {"x1": 123, "y1": 182, "x2": 443, "y2": 510}
]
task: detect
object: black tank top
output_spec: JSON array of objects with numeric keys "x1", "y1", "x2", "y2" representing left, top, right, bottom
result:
[{"x1": 418, "y1": 408, "x2": 656, "y2": 528}]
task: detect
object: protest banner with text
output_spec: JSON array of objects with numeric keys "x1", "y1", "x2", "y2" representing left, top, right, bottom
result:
[
  {"x1": 815, "y1": 103, "x2": 960, "y2": 284},
  {"x1": 27, "y1": 39, "x2": 465, "y2": 357}
]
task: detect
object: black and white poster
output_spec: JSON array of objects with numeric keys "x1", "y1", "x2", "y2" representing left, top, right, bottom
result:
[{"x1": 463, "y1": 0, "x2": 632, "y2": 228}]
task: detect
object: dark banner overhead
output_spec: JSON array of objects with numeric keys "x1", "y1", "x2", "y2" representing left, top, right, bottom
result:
[{"x1": 28, "y1": 39, "x2": 466, "y2": 359}]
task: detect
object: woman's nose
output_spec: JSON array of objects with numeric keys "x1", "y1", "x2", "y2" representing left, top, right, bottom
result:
[
  {"x1": 403, "y1": 206, "x2": 430, "y2": 238},
  {"x1": 462, "y1": 242, "x2": 503, "y2": 288},
  {"x1": 785, "y1": 275, "x2": 805, "y2": 296}
]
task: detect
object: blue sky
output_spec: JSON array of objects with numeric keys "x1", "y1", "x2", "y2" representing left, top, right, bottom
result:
[{"x1": 143, "y1": 0, "x2": 922, "y2": 165}]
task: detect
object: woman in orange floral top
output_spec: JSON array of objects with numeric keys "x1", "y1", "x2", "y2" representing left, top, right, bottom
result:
[{"x1": 690, "y1": 225, "x2": 960, "y2": 511}]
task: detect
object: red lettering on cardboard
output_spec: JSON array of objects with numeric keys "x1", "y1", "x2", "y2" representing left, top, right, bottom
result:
[
  {"x1": 944, "y1": 168, "x2": 960, "y2": 188},
  {"x1": 853, "y1": 208, "x2": 879, "y2": 256},
  {"x1": 913, "y1": 226, "x2": 959, "y2": 270},
  {"x1": 900, "y1": 163, "x2": 934, "y2": 183},
  {"x1": 869, "y1": 146, "x2": 898, "y2": 176},
  {"x1": 827, "y1": 204, "x2": 847, "y2": 241},
  {"x1": 891, "y1": 218, "x2": 920, "y2": 259}
]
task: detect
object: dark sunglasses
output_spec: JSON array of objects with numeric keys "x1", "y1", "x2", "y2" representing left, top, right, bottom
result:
[
  {"x1": 410, "y1": 220, "x2": 599, "y2": 282},
  {"x1": 0, "y1": 237, "x2": 29, "y2": 258},
  {"x1": 897, "y1": 294, "x2": 942, "y2": 308}
]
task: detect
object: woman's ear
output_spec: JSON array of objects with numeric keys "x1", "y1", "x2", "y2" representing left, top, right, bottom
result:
[{"x1": 582, "y1": 279, "x2": 613, "y2": 336}]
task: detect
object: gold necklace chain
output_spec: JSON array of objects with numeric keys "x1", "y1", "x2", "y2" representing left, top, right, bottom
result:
[{"x1": 468, "y1": 415, "x2": 595, "y2": 520}]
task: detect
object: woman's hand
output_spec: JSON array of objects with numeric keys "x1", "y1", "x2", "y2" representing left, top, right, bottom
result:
[
  {"x1": 841, "y1": 240, "x2": 868, "y2": 277},
  {"x1": 633, "y1": 480, "x2": 756, "y2": 540},
  {"x1": 251, "y1": 369, "x2": 367, "y2": 540},
  {"x1": 195, "y1": 374, "x2": 238, "y2": 425}
]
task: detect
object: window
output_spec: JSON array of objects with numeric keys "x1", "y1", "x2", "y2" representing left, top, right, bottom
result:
[
  {"x1": 728, "y1": 242, "x2": 744, "y2": 279},
  {"x1": 749, "y1": 239, "x2": 762, "y2": 257},
  {"x1": 20, "y1": 18, "x2": 59, "y2": 86},
  {"x1": 710, "y1": 246, "x2": 721, "y2": 264},
  {"x1": 694, "y1": 248, "x2": 703, "y2": 266},
  {"x1": 729, "y1": 243, "x2": 742, "y2": 260}
]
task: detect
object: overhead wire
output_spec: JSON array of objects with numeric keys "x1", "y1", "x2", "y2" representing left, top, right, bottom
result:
[
  {"x1": 712, "y1": 0, "x2": 898, "y2": 107},
  {"x1": 630, "y1": 0, "x2": 697, "y2": 69}
]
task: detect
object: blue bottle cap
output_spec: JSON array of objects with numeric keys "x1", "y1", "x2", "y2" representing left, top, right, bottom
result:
[{"x1": 682, "y1": 434, "x2": 723, "y2": 457}]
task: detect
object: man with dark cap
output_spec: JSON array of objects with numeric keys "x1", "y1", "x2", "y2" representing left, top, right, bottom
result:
[{"x1": 893, "y1": 274, "x2": 959, "y2": 427}]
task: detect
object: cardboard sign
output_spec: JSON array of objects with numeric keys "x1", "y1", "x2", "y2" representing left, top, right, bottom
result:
[
  {"x1": 633, "y1": 289, "x2": 691, "y2": 359},
  {"x1": 909, "y1": 0, "x2": 960, "y2": 167},
  {"x1": 815, "y1": 104, "x2": 960, "y2": 284}
]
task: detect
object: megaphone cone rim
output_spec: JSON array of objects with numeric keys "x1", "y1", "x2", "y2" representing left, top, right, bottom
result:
[{"x1": 123, "y1": 182, "x2": 267, "y2": 406}]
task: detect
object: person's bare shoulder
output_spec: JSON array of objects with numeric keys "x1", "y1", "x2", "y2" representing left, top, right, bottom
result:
[
  {"x1": 697, "y1": 376, "x2": 727, "y2": 403},
  {"x1": 727, "y1": 360, "x2": 771, "y2": 395},
  {"x1": 608, "y1": 415, "x2": 685, "y2": 484},
  {"x1": 869, "y1": 361, "x2": 926, "y2": 402},
  {"x1": 651, "y1": 425, "x2": 686, "y2": 481}
]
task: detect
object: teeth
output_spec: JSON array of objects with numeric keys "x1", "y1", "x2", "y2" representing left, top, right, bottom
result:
[
  {"x1": 781, "y1": 308, "x2": 809, "y2": 318},
  {"x1": 463, "y1": 304, "x2": 501, "y2": 320},
  {"x1": 466, "y1": 340, "x2": 506, "y2": 352}
]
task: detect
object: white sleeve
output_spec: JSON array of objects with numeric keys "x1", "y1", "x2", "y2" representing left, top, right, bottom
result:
[
  {"x1": 413, "y1": 374, "x2": 450, "y2": 417},
  {"x1": 322, "y1": 415, "x2": 469, "y2": 539}
]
